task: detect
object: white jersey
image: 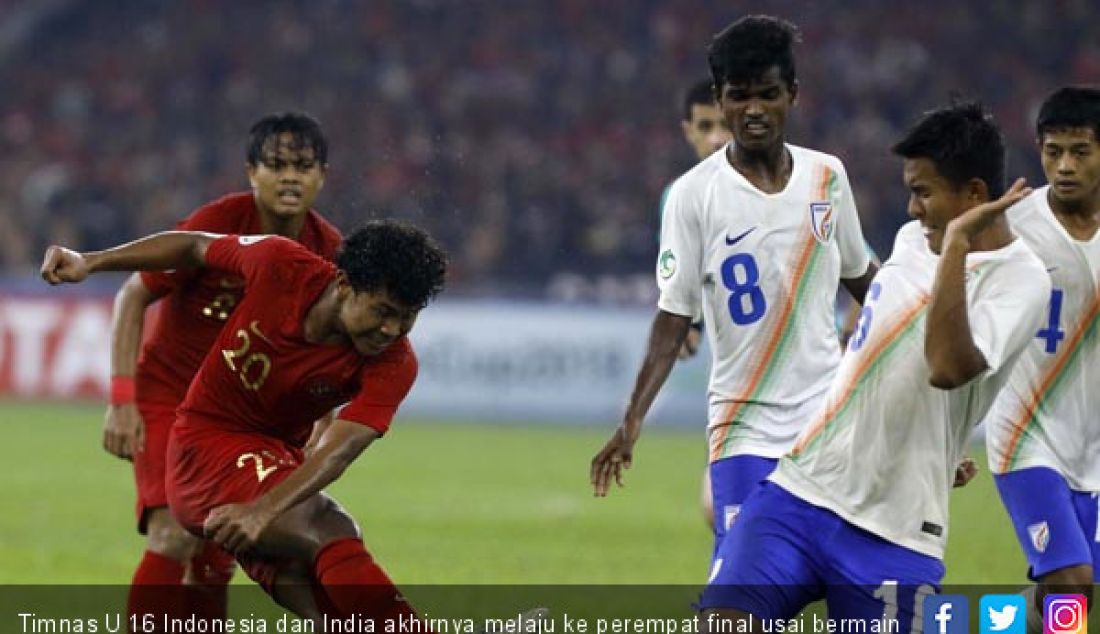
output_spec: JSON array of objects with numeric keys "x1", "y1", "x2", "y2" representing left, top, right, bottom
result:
[
  {"x1": 985, "y1": 187, "x2": 1100, "y2": 490},
  {"x1": 771, "y1": 221, "x2": 1049, "y2": 559},
  {"x1": 658, "y1": 143, "x2": 870, "y2": 462}
]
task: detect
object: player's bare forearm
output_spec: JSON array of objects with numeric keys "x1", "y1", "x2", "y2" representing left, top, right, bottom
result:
[
  {"x1": 624, "y1": 309, "x2": 693, "y2": 430},
  {"x1": 110, "y1": 274, "x2": 159, "y2": 377},
  {"x1": 102, "y1": 274, "x2": 160, "y2": 460},
  {"x1": 84, "y1": 231, "x2": 219, "y2": 272},
  {"x1": 255, "y1": 419, "x2": 379, "y2": 517},
  {"x1": 591, "y1": 310, "x2": 691, "y2": 496},
  {"x1": 303, "y1": 410, "x2": 336, "y2": 457},
  {"x1": 925, "y1": 237, "x2": 987, "y2": 388},
  {"x1": 840, "y1": 261, "x2": 879, "y2": 306},
  {"x1": 41, "y1": 231, "x2": 220, "y2": 285}
]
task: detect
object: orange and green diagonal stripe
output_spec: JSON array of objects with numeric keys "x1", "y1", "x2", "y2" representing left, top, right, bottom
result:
[
  {"x1": 707, "y1": 164, "x2": 835, "y2": 462},
  {"x1": 998, "y1": 292, "x2": 1100, "y2": 472},
  {"x1": 791, "y1": 295, "x2": 930, "y2": 459}
]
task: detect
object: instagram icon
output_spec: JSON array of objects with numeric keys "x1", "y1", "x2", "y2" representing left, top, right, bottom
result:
[{"x1": 1045, "y1": 594, "x2": 1087, "y2": 634}]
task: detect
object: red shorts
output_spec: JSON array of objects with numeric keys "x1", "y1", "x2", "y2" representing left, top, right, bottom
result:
[
  {"x1": 132, "y1": 400, "x2": 177, "y2": 533},
  {"x1": 165, "y1": 422, "x2": 303, "y2": 537},
  {"x1": 166, "y1": 422, "x2": 304, "y2": 590}
]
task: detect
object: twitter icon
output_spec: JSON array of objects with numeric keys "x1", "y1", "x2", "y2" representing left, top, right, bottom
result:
[{"x1": 981, "y1": 595, "x2": 1027, "y2": 634}]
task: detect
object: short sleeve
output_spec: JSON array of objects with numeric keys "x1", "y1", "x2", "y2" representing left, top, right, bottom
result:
[
  {"x1": 831, "y1": 161, "x2": 872, "y2": 279},
  {"x1": 338, "y1": 340, "x2": 418, "y2": 434},
  {"x1": 204, "y1": 234, "x2": 307, "y2": 286},
  {"x1": 970, "y1": 256, "x2": 1051, "y2": 376},
  {"x1": 656, "y1": 179, "x2": 703, "y2": 318}
]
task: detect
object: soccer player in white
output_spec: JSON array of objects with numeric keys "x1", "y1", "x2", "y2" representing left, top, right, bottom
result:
[
  {"x1": 661, "y1": 78, "x2": 732, "y2": 530},
  {"x1": 985, "y1": 86, "x2": 1100, "y2": 619},
  {"x1": 590, "y1": 15, "x2": 876, "y2": 552},
  {"x1": 697, "y1": 103, "x2": 1050, "y2": 632}
]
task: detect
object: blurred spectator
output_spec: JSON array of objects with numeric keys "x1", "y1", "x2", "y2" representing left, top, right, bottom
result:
[{"x1": 1, "y1": 0, "x2": 1095, "y2": 301}]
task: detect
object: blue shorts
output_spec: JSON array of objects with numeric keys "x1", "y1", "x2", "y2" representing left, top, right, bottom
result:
[
  {"x1": 994, "y1": 466, "x2": 1100, "y2": 580},
  {"x1": 709, "y1": 455, "x2": 778, "y2": 544},
  {"x1": 699, "y1": 481, "x2": 945, "y2": 628}
]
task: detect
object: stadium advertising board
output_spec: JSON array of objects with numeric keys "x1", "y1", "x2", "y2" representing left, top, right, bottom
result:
[{"x1": 0, "y1": 295, "x2": 709, "y2": 426}]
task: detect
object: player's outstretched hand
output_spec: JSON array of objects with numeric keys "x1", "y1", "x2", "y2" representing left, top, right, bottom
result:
[
  {"x1": 204, "y1": 502, "x2": 277, "y2": 555},
  {"x1": 590, "y1": 424, "x2": 639, "y2": 497},
  {"x1": 944, "y1": 177, "x2": 1031, "y2": 245},
  {"x1": 40, "y1": 245, "x2": 91, "y2": 285},
  {"x1": 103, "y1": 404, "x2": 145, "y2": 461},
  {"x1": 953, "y1": 456, "x2": 978, "y2": 488}
]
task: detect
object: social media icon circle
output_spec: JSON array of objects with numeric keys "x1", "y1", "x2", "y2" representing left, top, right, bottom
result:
[{"x1": 1044, "y1": 594, "x2": 1087, "y2": 634}]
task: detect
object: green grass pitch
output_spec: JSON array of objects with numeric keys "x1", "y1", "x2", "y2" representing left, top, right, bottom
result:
[{"x1": 0, "y1": 400, "x2": 1026, "y2": 585}]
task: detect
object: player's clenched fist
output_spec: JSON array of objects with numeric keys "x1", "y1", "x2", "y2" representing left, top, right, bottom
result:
[{"x1": 40, "y1": 245, "x2": 90, "y2": 285}]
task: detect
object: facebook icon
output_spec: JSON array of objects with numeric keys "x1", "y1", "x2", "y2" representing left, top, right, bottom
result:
[{"x1": 924, "y1": 595, "x2": 969, "y2": 634}]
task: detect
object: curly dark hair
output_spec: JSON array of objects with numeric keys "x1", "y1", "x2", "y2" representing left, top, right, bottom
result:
[
  {"x1": 892, "y1": 101, "x2": 1006, "y2": 198},
  {"x1": 707, "y1": 15, "x2": 799, "y2": 91},
  {"x1": 336, "y1": 220, "x2": 447, "y2": 308},
  {"x1": 246, "y1": 111, "x2": 328, "y2": 166}
]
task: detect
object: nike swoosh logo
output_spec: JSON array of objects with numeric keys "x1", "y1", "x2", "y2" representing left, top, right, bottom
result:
[
  {"x1": 249, "y1": 320, "x2": 274, "y2": 346},
  {"x1": 725, "y1": 227, "x2": 757, "y2": 246},
  {"x1": 1045, "y1": 266, "x2": 1059, "y2": 272}
]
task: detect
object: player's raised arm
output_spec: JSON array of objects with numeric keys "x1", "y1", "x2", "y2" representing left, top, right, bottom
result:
[
  {"x1": 591, "y1": 309, "x2": 692, "y2": 496},
  {"x1": 925, "y1": 178, "x2": 1031, "y2": 388},
  {"x1": 40, "y1": 231, "x2": 223, "y2": 285}
]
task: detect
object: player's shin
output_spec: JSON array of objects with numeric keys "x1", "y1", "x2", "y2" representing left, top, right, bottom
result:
[
  {"x1": 184, "y1": 541, "x2": 236, "y2": 621},
  {"x1": 313, "y1": 537, "x2": 430, "y2": 631},
  {"x1": 128, "y1": 550, "x2": 188, "y2": 633}
]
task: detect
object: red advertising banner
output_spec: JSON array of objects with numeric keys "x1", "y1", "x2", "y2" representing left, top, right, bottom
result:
[{"x1": 0, "y1": 297, "x2": 112, "y2": 398}]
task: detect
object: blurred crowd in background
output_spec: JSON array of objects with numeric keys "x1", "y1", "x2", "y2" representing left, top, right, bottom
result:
[{"x1": 2, "y1": 0, "x2": 1097, "y2": 300}]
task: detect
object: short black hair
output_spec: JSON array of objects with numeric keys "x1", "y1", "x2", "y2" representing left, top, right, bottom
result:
[
  {"x1": 682, "y1": 79, "x2": 717, "y2": 121},
  {"x1": 707, "y1": 15, "x2": 798, "y2": 91},
  {"x1": 892, "y1": 101, "x2": 1006, "y2": 198},
  {"x1": 337, "y1": 220, "x2": 447, "y2": 309},
  {"x1": 1036, "y1": 86, "x2": 1100, "y2": 141},
  {"x1": 246, "y1": 112, "x2": 328, "y2": 166}
]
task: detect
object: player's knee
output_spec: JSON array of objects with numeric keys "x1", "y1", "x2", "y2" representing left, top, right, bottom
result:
[
  {"x1": 308, "y1": 495, "x2": 361, "y2": 551},
  {"x1": 146, "y1": 509, "x2": 201, "y2": 561},
  {"x1": 265, "y1": 493, "x2": 361, "y2": 560}
]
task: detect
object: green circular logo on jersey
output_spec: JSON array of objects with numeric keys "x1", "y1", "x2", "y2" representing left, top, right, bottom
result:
[{"x1": 658, "y1": 249, "x2": 677, "y2": 279}]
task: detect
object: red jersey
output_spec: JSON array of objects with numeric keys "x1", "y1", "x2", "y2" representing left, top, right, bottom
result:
[
  {"x1": 177, "y1": 235, "x2": 418, "y2": 446},
  {"x1": 136, "y1": 193, "x2": 342, "y2": 406}
]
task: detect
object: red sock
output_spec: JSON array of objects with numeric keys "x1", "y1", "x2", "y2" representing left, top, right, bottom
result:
[
  {"x1": 128, "y1": 550, "x2": 186, "y2": 634},
  {"x1": 185, "y1": 541, "x2": 235, "y2": 621},
  {"x1": 313, "y1": 538, "x2": 427, "y2": 630}
]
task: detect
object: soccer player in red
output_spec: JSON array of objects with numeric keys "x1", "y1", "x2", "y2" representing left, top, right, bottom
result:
[
  {"x1": 104, "y1": 113, "x2": 342, "y2": 623},
  {"x1": 43, "y1": 220, "x2": 446, "y2": 622}
]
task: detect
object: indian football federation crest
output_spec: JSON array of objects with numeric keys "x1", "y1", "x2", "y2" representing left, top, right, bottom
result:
[
  {"x1": 809, "y1": 201, "x2": 835, "y2": 244},
  {"x1": 1027, "y1": 521, "x2": 1050, "y2": 553},
  {"x1": 658, "y1": 249, "x2": 677, "y2": 280},
  {"x1": 723, "y1": 504, "x2": 742, "y2": 531}
]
